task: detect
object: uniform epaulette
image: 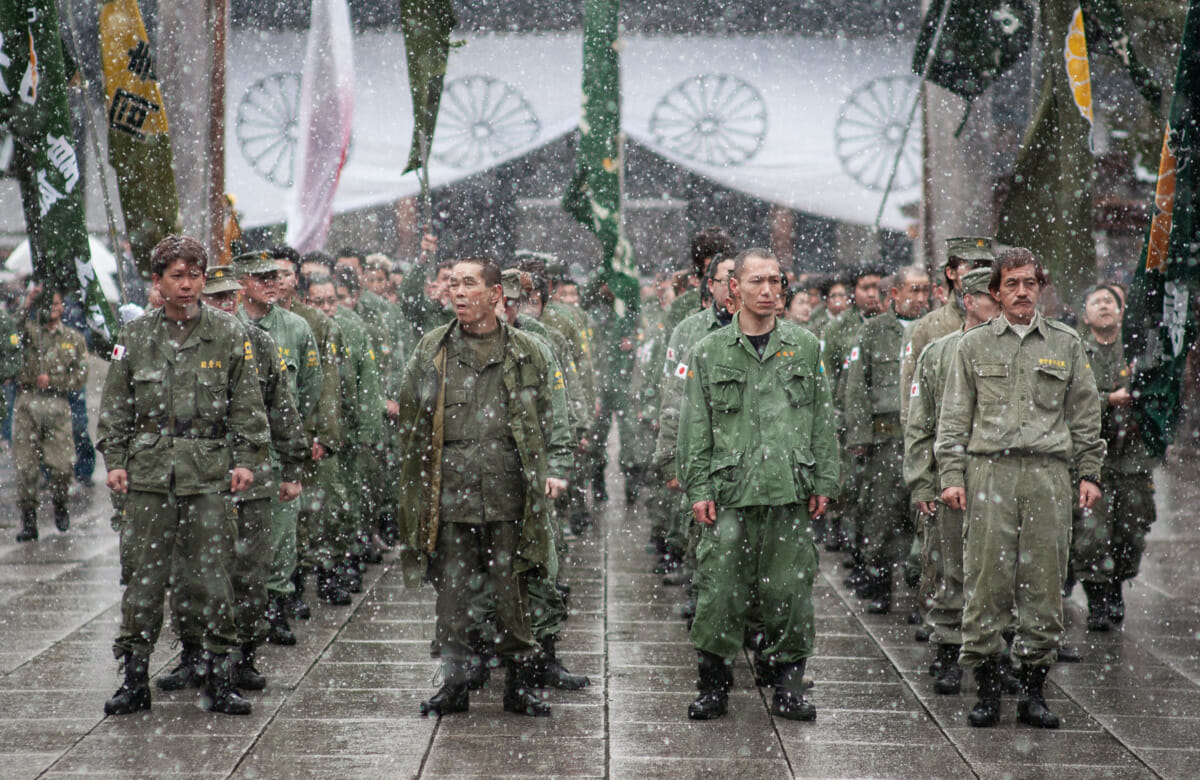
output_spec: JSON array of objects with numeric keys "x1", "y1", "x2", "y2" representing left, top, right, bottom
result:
[{"x1": 1043, "y1": 318, "x2": 1082, "y2": 340}]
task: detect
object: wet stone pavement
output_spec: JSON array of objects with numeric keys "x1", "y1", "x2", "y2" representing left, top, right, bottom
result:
[{"x1": 1, "y1": 441, "x2": 1200, "y2": 778}]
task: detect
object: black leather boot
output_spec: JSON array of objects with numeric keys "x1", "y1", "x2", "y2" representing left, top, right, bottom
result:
[
  {"x1": 202, "y1": 653, "x2": 252, "y2": 715},
  {"x1": 998, "y1": 651, "x2": 1022, "y2": 694},
  {"x1": 339, "y1": 559, "x2": 364, "y2": 593},
  {"x1": 317, "y1": 568, "x2": 351, "y2": 606},
  {"x1": 236, "y1": 643, "x2": 267, "y2": 691},
  {"x1": 105, "y1": 653, "x2": 151, "y2": 715},
  {"x1": 421, "y1": 658, "x2": 470, "y2": 716},
  {"x1": 932, "y1": 644, "x2": 963, "y2": 695},
  {"x1": 156, "y1": 643, "x2": 203, "y2": 691},
  {"x1": 465, "y1": 653, "x2": 492, "y2": 691},
  {"x1": 53, "y1": 501, "x2": 69, "y2": 532},
  {"x1": 503, "y1": 659, "x2": 551, "y2": 716},
  {"x1": 1083, "y1": 581, "x2": 1112, "y2": 631},
  {"x1": 534, "y1": 636, "x2": 589, "y2": 690},
  {"x1": 287, "y1": 569, "x2": 311, "y2": 620},
  {"x1": 967, "y1": 658, "x2": 1001, "y2": 727},
  {"x1": 15, "y1": 507, "x2": 37, "y2": 542},
  {"x1": 772, "y1": 660, "x2": 817, "y2": 721},
  {"x1": 1108, "y1": 581, "x2": 1125, "y2": 625},
  {"x1": 1016, "y1": 663, "x2": 1060, "y2": 728},
  {"x1": 867, "y1": 573, "x2": 892, "y2": 614},
  {"x1": 687, "y1": 651, "x2": 731, "y2": 720},
  {"x1": 265, "y1": 596, "x2": 297, "y2": 646}
]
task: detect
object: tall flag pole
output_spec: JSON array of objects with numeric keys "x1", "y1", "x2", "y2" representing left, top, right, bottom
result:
[
  {"x1": 285, "y1": 0, "x2": 354, "y2": 254},
  {"x1": 0, "y1": 0, "x2": 118, "y2": 339},
  {"x1": 400, "y1": 0, "x2": 455, "y2": 231},
  {"x1": 1124, "y1": 0, "x2": 1200, "y2": 459},
  {"x1": 99, "y1": 0, "x2": 181, "y2": 278},
  {"x1": 563, "y1": 0, "x2": 638, "y2": 320}
]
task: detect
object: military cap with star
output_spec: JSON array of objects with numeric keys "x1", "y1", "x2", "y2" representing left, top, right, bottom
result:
[
  {"x1": 202, "y1": 265, "x2": 243, "y2": 295},
  {"x1": 233, "y1": 250, "x2": 279, "y2": 276},
  {"x1": 945, "y1": 236, "x2": 995, "y2": 265}
]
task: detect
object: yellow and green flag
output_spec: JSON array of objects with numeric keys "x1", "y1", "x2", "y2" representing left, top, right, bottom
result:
[{"x1": 99, "y1": 0, "x2": 180, "y2": 278}]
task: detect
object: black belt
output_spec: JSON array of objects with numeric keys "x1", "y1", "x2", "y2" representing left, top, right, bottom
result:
[{"x1": 136, "y1": 418, "x2": 227, "y2": 439}]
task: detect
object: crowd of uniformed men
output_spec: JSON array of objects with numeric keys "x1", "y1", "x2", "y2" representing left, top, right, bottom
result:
[{"x1": 6, "y1": 224, "x2": 1149, "y2": 729}]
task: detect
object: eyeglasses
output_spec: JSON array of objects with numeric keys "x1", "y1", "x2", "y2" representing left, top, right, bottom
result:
[{"x1": 307, "y1": 297, "x2": 336, "y2": 307}]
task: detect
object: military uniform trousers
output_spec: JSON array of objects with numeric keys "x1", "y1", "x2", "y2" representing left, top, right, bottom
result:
[
  {"x1": 12, "y1": 391, "x2": 73, "y2": 509},
  {"x1": 268, "y1": 471, "x2": 303, "y2": 597},
  {"x1": 961, "y1": 454, "x2": 1071, "y2": 669},
  {"x1": 168, "y1": 496, "x2": 271, "y2": 646},
  {"x1": 691, "y1": 504, "x2": 818, "y2": 664},
  {"x1": 114, "y1": 489, "x2": 238, "y2": 658},
  {"x1": 1072, "y1": 468, "x2": 1155, "y2": 585},
  {"x1": 429, "y1": 520, "x2": 539, "y2": 661},
  {"x1": 860, "y1": 437, "x2": 913, "y2": 577},
  {"x1": 920, "y1": 503, "x2": 965, "y2": 646}
]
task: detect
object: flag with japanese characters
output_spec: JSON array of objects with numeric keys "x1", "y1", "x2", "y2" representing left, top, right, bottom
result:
[
  {"x1": 100, "y1": 0, "x2": 180, "y2": 277},
  {"x1": 0, "y1": 0, "x2": 118, "y2": 339}
]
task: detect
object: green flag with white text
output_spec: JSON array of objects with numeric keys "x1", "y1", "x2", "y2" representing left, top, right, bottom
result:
[
  {"x1": 563, "y1": 0, "x2": 638, "y2": 321},
  {"x1": 1125, "y1": 0, "x2": 1200, "y2": 459},
  {"x1": 0, "y1": 0, "x2": 118, "y2": 339}
]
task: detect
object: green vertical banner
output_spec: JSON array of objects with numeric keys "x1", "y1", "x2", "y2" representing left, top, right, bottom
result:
[
  {"x1": 1124, "y1": 0, "x2": 1200, "y2": 459},
  {"x1": 401, "y1": 0, "x2": 456, "y2": 176},
  {"x1": 99, "y1": 0, "x2": 181, "y2": 279},
  {"x1": 0, "y1": 0, "x2": 118, "y2": 339},
  {"x1": 996, "y1": 0, "x2": 1096, "y2": 305},
  {"x1": 563, "y1": 0, "x2": 638, "y2": 321}
]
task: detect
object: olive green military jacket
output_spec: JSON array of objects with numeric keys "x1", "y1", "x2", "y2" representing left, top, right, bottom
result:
[
  {"x1": 1082, "y1": 330, "x2": 1155, "y2": 475},
  {"x1": 334, "y1": 307, "x2": 386, "y2": 447},
  {"x1": 359, "y1": 289, "x2": 416, "y2": 388},
  {"x1": 97, "y1": 307, "x2": 270, "y2": 496},
  {"x1": 807, "y1": 306, "x2": 830, "y2": 338},
  {"x1": 241, "y1": 321, "x2": 307, "y2": 502},
  {"x1": 903, "y1": 329, "x2": 962, "y2": 504},
  {"x1": 821, "y1": 308, "x2": 867, "y2": 428},
  {"x1": 630, "y1": 301, "x2": 675, "y2": 432},
  {"x1": 290, "y1": 300, "x2": 343, "y2": 451},
  {"x1": 844, "y1": 309, "x2": 907, "y2": 449},
  {"x1": 395, "y1": 320, "x2": 566, "y2": 585},
  {"x1": 678, "y1": 315, "x2": 840, "y2": 509},
  {"x1": 900, "y1": 299, "x2": 964, "y2": 427},
  {"x1": 240, "y1": 305, "x2": 322, "y2": 446},
  {"x1": 517, "y1": 314, "x2": 584, "y2": 434},
  {"x1": 511, "y1": 321, "x2": 575, "y2": 478},
  {"x1": 542, "y1": 302, "x2": 596, "y2": 426},
  {"x1": 0, "y1": 309, "x2": 22, "y2": 418},
  {"x1": 655, "y1": 305, "x2": 726, "y2": 480},
  {"x1": 18, "y1": 320, "x2": 88, "y2": 394},
  {"x1": 935, "y1": 313, "x2": 1105, "y2": 489}
]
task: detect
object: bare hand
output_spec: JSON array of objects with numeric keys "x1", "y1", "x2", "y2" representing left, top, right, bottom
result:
[
  {"x1": 385, "y1": 399, "x2": 400, "y2": 418},
  {"x1": 665, "y1": 477, "x2": 682, "y2": 492},
  {"x1": 941, "y1": 486, "x2": 966, "y2": 511},
  {"x1": 312, "y1": 441, "x2": 328, "y2": 461},
  {"x1": 279, "y1": 481, "x2": 302, "y2": 502},
  {"x1": 107, "y1": 468, "x2": 129, "y2": 494},
  {"x1": 1108, "y1": 387, "x2": 1132, "y2": 408},
  {"x1": 35, "y1": 373, "x2": 50, "y2": 390},
  {"x1": 545, "y1": 477, "x2": 568, "y2": 499},
  {"x1": 230, "y1": 467, "x2": 255, "y2": 493},
  {"x1": 808, "y1": 494, "x2": 829, "y2": 519},
  {"x1": 420, "y1": 233, "x2": 438, "y2": 262},
  {"x1": 917, "y1": 500, "x2": 937, "y2": 516},
  {"x1": 693, "y1": 499, "x2": 717, "y2": 526},
  {"x1": 619, "y1": 337, "x2": 634, "y2": 351},
  {"x1": 1079, "y1": 479, "x2": 1101, "y2": 509}
]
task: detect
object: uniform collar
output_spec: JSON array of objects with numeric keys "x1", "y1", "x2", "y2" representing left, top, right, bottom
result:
[
  {"x1": 992, "y1": 311, "x2": 1045, "y2": 338},
  {"x1": 727, "y1": 312, "x2": 785, "y2": 359}
]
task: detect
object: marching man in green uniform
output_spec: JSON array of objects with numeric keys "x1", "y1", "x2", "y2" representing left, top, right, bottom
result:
[
  {"x1": 99, "y1": 236, "x2": 270, "y2": 717},
  {"x1": 904, "y1": 267, "x2": 998, "y2": 695},
  {"x1": 13, "y1": 289, "x2": 88, "y2": 540},
  {"x1": 1072, "y1": 284, "x2": 1156, "y2": 632},
  {"x1": 936, "y1": 248, "x2": 1104, "y2": 729},
  {"x1": 396, "y1": 257, "x2": 569, "y2": 718},
  {"x1": 678, "y1": 248, "x2": 838, "y2": 722}
]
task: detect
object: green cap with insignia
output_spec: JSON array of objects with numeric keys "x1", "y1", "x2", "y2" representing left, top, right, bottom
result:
[
  {"x1": 501, "y1": 268, "x2": 525, "y2": 300},
  {"x1": 203, "y1": 265, "x2": 242, "y2": 295},
  {"x1": 960, "y1": 267, "x2": 993, "y2": 296},
  {"x1": 233, "y1": 250, "x2": 278, "y2": 276},
  {"x1": 945, "y1": 236, "x2": 995, "y2": 265}
]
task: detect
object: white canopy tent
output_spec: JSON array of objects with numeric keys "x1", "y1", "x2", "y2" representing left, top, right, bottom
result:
[{"x1": 227, "y1": 31, "x2": 920, "y2": 231}]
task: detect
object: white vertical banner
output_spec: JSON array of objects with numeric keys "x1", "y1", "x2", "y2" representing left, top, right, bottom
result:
[{"x1": 284, "y1": 0, "x2": 354, "y2": 253}]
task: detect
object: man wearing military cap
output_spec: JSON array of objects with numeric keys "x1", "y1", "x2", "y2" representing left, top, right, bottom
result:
[
  {"x1": 236, "y1": 250, "x2": 323, "y2": 646},
  {"x1": 99, "y1": 236, "x2": 270, "y2": 716},
  {"x1": 905, "y1": 267, "x2": 998, "y2": 696}
]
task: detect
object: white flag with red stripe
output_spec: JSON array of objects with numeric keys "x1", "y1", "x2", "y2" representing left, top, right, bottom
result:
[{"x1": 285, "y1": 0, "x2": 354, "y2": 253}]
